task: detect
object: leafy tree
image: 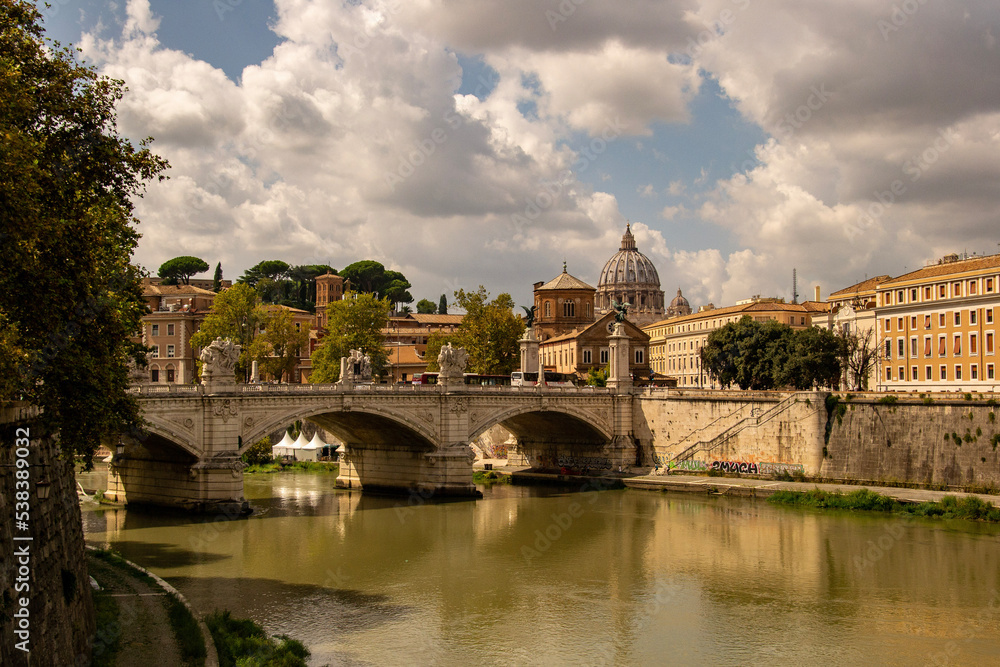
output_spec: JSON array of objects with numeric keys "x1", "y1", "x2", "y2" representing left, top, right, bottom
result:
[
  {"x1": 241, "y1": 435, "x2": 273, "y2": 466},
  {"x1": 157, "y1": 255, "x2": 209, "y2": 285},
  {"x1": 249, "y1": 307, "x2": 310, "y2": 383},
  {"x1": 779, "y1": 326, "x2": 843, "y2": 389},
  {"x1": 340, "y1": 260, "x2": 413, "y2": 311},
  {"x1": 453, "y1": 287, "x2": 524, "y2": 375},
  {"x1": 310, "y1": 292, "x2": 391, "y2": 382},
  {"x1": 212, "y1": 262, "x2": 223, "y2": 292},
  {"x1": 190, "y1": 283, "x2": 263, "y2": 382},
  {"x1": 438, "y1": 294, "x2": 448, "y2": 315},
  {"x1": 416, "y1": 298, "x2": 436, "y2": 314},
  {"x1": 586, "y1": 365, "x2": 608, "y2": 387},
  {"x1": 0, "y1": 1, "x2": 167, "y2": 464},
  {"x1": 424, "y1": 332, "x2": 460, "y2": 372}
]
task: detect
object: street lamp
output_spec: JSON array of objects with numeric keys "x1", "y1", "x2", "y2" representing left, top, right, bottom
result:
[{"x1": 35, "y1": 476, "x2": 51, "y2": 500}]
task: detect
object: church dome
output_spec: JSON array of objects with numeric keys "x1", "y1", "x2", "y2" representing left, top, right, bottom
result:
[
  {"x1": 595, "y1": 224, "x2": 665, "y2": 324},
  {"x1": 598, "y1": 224, "x2": 661, "y2": 289},
  {"x1": 670, "y1": 288, "x2": 689, "y2": 309}
]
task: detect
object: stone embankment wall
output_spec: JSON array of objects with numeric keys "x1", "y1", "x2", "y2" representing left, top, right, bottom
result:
[
  {"x1": 634, "y1": 390, "x2": 826, "y2": 475},
  {"x1": 820, "y1": 395, "x2": 1000, "y2": 488},
  {"x1": 1, "y1": 416, "x2": 95, "y2": 666}
]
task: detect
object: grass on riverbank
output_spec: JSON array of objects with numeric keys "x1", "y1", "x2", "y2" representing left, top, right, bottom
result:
[
  {"x1": 244, "y1": 461, "x2": 340, "y2": 474},
  {"x1": 165, "y1": 592, "x2": 207, "y2": 664},
  {"x1": 767, "y1": 488, "x2": 1000, "y2": 522},
  {"x1": 206, "y1": 610, "x2": 309, "y2": 667},
  {"x1": 90, "y1": 587, "x2": 122, "y2": 667},
  {"x1": 473, "y1": 469, "x2": 511, "y2": 484}
]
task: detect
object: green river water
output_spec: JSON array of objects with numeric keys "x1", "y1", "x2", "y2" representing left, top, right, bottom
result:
[{"x1": 78, "y1": 467, "x2": 1000, "y2": 666}]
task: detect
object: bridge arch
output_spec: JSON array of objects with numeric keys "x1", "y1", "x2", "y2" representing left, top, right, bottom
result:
[
  {"x1": 242, "y1": 404, "x2": 439, "y2": 454},
  {"x1": 469, "y1": 403, "x2": 613, "y2": 445},
  {"x1": 138, "y1": 415, "x2": 202, "y2": 459}
]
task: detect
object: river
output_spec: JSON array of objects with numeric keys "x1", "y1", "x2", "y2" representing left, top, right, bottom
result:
[{"x1": 78, "y1": 466, "x2": 1000, "y2": 666}]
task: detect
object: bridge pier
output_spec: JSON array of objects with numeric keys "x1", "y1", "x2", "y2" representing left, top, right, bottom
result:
[{"x1": 335, "y1": 443, "x2": 477, "y2": 497}]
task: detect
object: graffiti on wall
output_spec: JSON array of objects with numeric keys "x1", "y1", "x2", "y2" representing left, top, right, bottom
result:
[
  {"x1": 757, "y1": 461, "x2": 805, "y2": 476},
  {"x1": 557, "y1": 455, "x2": 612, "y2": 470},
  {"x1": 711, "y1": 460, "x2": 759, "y2": 474}
]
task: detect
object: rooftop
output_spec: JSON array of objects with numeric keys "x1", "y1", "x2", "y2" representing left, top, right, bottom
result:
[{"x1": 881, "y1": 253, "x2": 1000, "y2": 286}]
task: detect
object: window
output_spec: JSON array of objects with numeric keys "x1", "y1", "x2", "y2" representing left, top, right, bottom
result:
[
  {"x1": 585, "y1": 303, "x2": 591, "y2": 318},
  {"x1": 583, "y1": 349, "x2": 592, "y2": 364},
  {"x1": 939, "y1": 336, "x2": 946, "y2": 356},
  {"x1": 953, "y1": 282, "x2": 962, "y2": 297},
  {"x1": 970, "y1": 280, "x2": 978, "y2": 295},
  {"x1": 954, "y1": 335, "x2": 962, "y2": 356},
  {"x1": 989, "y1": 364, "x2": 995, "y2": 380},
  {"x1": 925, "y1": 286, "x2": 932, "y2": 299},
  {"x1": 897, "y1": 338, "x2": 904, "y2": 358},
  {"x1": 911, "y1": 366, "x2": 917, "y2": 381},
  {"x1": 897, "y1": 317, "x2": 904, "y2": 330},
  {"x1": 151, "y1": 324, "x2": 159, "y2": 336},
  {"x1": 897, "y1": 290, "x2": 904, "y2": 303},
  {"x1": 987, "y1": 278, "x2": 994, "y2": 293},
  {"x1": 940, "y1": 365, "x2": 947, "y2": 380},
  {"x1": 150, "y1": 369, "x2": 159, "y2": 382},
  {"x1": 563, "y1": 301, "x2": 575, "y2": 317},
  {"x1": 988, "y1": 309, "x2": 994, "y2": 324},
  {"x1": 971, "y1": 365, "x2": 978, "y2": 380},
  {"x1": 939, "y1": 313, "x2": 946, "y2": 327},
  {"x1": 167, "y1": 344, "x2": 176, "y2": 358},
  {"x1": 166, "y1": 368, "x2": 175, "y2": 383},
  {"x1": 886, "y1": 367, "x2": 892, "y2": 381},
  {"x1": 910, "y1": 316, "x2": 917, "y2": 329},
  {"x1": 910, "y1": 337, "x2": 917, "y2": 357},
  {"x1": 911, "y1": 289, "x2": 918, "y2": 301},
  {"x1": 955, "y1": 312, "x2": 961, "y2": 327},
  {"x1": 987, "y1": 333, "x2": 994, "y2": 355},
  {"x1": 925, "y1": 365, "x2": 932, "y2": 381},
  {"x1": 970, "y1": 334, "x2": 978, "y2": 355},
  {"x1": 971, "y1": 310, "x2": 977, "y2": 326},
  {"x1": 924, "y1": 315, "x2": 931, "y2": 329},
  {"x1": 167, "y1": 323, "x2": 175, "y2": 336},
  {"x1": 635, "y1": 349, "x2": 644, "y2": 364},
  {"x1": 544, "y1": 301, "x2": 552, "y2": 317},
  {"x1": 885, "y1": 338, "x2": 892, "y2": 359},
  {"x1": 924, "y1": 337, "x2": 931, "y2": 356},
  {"x1": 898, "y1": 366, "x2": 904, "y2": 380},
  {"x1": 600, "y1": 348, "x2": 609, "y2": 364},
  {"x1": 150, "y1": 345, "x2": 159, "y2": 358},
  {"x1": 885, "y1": 318, "x2": 891, "y2": 332},
  {"x1": 939, "y1": 284, "x2": 946, "y2": 298},
  {"x1": 955, "y1": 365, "x2": 963, "y2": 380}
]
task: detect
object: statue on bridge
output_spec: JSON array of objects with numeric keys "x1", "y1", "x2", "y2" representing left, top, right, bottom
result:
[
  {"x1": 199, "y1": 338, "x2": 241, "y2": 383},
  {"x1": 437, "y1": 343, "x2": 469, "y2": 381},
  {"x1": 340, "y1": 349, "x2": 373, "y2": 383}
]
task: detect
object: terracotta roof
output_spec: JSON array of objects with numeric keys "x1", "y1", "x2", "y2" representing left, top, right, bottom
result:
[
  {"x1": 799, "y1": 301, "x2": 831, "y2": 313},
  {"x1": 537, "y1": 270, "x2": 595, "y2": 292},
  {"x1": 406, "y1": 313, "x2": 465, "y2": 325},
  {"x1": 265, "y1": 304, "x2": 312, "y2": 315},
  {"x1": 828, "y1": 275, "x2": 893, "y2": 297},
  {"x1": 540, "y1": 311, "x2": 649, "y2": 345},
  {"x1": 881, "y1": 254, "x2": 1000, "y2": 285},
  {"x1": 643, "y1": 299, "x2": 816, "y2": 329},
  {"x1": 143, "y1": 283, "x2": 217, "y2": 297},
  {"x1": 384, "y1": 344, "x2": 426, "y2": 365}
]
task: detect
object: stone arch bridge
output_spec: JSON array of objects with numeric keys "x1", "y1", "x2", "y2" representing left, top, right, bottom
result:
[{"x1": 109, "y1": 383, "x2": 635, "y2": 512}]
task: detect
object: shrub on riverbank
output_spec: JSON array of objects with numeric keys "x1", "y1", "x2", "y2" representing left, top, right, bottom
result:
[
  {"x1": 473, "y1": 469, "x2": 511, "y2": 484},
  {"x1": 244, "y1": 461, "x2": 339, "y2": 474},
  {"x1": 767, "y1": 488, "x2": 1000, "y2": 522},
  {"x1": 206, "y1": 610, "x2": 309, "y2": 667}
]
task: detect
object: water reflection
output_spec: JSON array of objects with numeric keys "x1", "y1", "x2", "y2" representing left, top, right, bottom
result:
[{"x1": 80, "y1": 469, "x2": 1000, "y2": 666}]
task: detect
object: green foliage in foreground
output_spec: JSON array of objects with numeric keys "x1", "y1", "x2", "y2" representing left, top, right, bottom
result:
[
  {"x1": 206, "y1": 610, "x2": 309, "y2": 667},
  {"x1": 473, "y1": 469, "x2": 511, "y2": 484},
  {"x1": 165, "y1": 593, "x2": 207, "y2": 664},
  {"x1": 767, "y1": 488, "x2": 1000, "y2": 522},
  {"x1": 244, "y1": 461, "x2": 340, "y2": 474}
]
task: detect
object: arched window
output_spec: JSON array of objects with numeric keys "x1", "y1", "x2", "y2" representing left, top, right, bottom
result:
[
  {"x1": 563, "y1": 301, "x2": 575, "y2": 317},
  {"x1": 544, "y1": 301, "x2": 552, "y2": 317}
]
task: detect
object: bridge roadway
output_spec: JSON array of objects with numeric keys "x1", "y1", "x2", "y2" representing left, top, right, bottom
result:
[{"x1": 112, "y1": 382, "x2": 636, "y2": 512}]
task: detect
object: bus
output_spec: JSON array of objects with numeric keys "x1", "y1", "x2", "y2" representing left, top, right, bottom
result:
[
  {"x1": 463, "y1": 374, "x2": 512, "y2": 387},
  {"x1": 412, "y1": 372, "x2": 439, "y2": 385},
  {"x1": 510, "y1": 371, "x2": 575, "y2": 387}
]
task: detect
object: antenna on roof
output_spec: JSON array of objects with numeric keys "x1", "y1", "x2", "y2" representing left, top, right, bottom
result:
[{"x1": 792, "y1": 268, "x2": 799, "y2": 304}]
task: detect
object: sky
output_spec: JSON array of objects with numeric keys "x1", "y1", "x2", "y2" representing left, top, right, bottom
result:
[{"x1": 39, "y1": 0, "x2": 1000, "y2": 311}]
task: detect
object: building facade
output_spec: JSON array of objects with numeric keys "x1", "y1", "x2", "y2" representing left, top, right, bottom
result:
[
  {"x1": 538, "y1": 311, "x2": 650, "y2": 380},
  {"x1": 140, "y1": 281, "x2": 217, "y2": 384},
  {"x1": 644, "y1": 298, "x2": 827, "y2": 388},
  {"x1": 532, "y1": 267, "x2": 597, "y2": 341},
  {"x1": 876, "y1": 254, "x2": 1000, "y2": 392},
  {"x1": 827, "y1": 276, "x2": 890, "y2": 389}
]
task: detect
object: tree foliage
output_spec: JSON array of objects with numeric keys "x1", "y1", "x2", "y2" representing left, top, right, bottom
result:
[
  {"x1": 310, "y1": 292, "x2": 391, "y2": 382},
  {"x1": 249, "y1": 307, "x2": 310, "y2": 383},
  {"x1": 190, "y1": 283, "x2": 263, "y2": 382},
  {"x1": 157, "y1": 255, "x2": 209, "y2": 285},
  {"x1": 416, "y1": 298, "x2": 436, "y2": 314},
  {"x1": 340, "y1": 260, "x2": 413, "y2": 310},
  {"x1": 438, "y1": 294, "x2": 448, "y2": 315},
  {"x1": 837, "y1": 326, "x2": 879, "y2": 390},
  {"x1": 212, "y1": 262, "x2": 223, "y2": 292},
  {"x1": 0, "y1": 2, "x2": 168, "y2": 464},
  {"x1": 701, "y1": 316, "x2": 842, "y2": 390},
  {"x1": 238, "y1": 260, "x2": 333, "y2": 310},
  {"x1": 453, "y1": 287, "x2": 524, "y2": 375},
  {"x1": 424, "y1": 332, "x2": 460, "y2": 372}
]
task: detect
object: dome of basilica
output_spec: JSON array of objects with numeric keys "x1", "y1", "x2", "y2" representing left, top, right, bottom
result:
[{"x1": 596, "y1": 224, "x2": 665, "y2": 324}]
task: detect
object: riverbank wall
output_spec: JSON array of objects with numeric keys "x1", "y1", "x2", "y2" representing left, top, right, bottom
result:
[{"x1": 634, "y1": 390, "x2": 1000, "y2": 489}]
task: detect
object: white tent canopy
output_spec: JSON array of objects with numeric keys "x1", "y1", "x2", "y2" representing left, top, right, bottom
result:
[{"x1": 271, "y1": 430, "x2": 298, "y2": 460}]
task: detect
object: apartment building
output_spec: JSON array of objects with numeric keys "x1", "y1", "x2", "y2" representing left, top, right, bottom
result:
[
  {"x1": 140, "y1": 281, "x2": 217, "y2": 384},
  {"x1": 876, "y1": 253, "x2": 1000, "y2": 391}
]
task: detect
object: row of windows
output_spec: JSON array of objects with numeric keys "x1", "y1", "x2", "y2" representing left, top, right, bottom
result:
[
  {"x1": 886, "y1": 364, "x2": 995, "y2": 382},
  {"x1": 150, "y1": 368, "x2": 176, "y2": 382},
  {"x1": 885, "y1": 332, "x2": 996, "y2": 359},
  {"x1": 537, "y1": 300, "x2": 593, "y2": 319},
  {"x1": 880, "y1": 276, "x2": 996, "y2": 306},
  {"x1": 884, "y1": 308, "x2": 994, "y2": 332},
  {"x1": 150, "y1": 323, "x2": 175, "y2": 337},
  {"x1": 543, "y1": 348, "x2": 646, "y2": 367},
  {"x1": 149, "y1": 345, "x2": 175, "y2": 358}
]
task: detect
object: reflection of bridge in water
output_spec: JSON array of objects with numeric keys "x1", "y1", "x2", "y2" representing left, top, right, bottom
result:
[{"x1": 115, "y1": 382, "x2": 636, "y2": 512}]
